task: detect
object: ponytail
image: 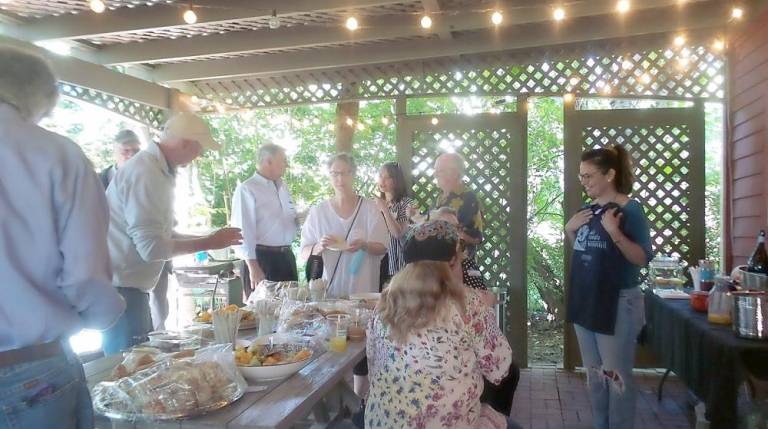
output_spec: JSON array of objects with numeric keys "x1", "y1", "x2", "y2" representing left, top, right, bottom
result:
[{"x1": 581, "y1": 144, "x2": 635, "y2": 195}]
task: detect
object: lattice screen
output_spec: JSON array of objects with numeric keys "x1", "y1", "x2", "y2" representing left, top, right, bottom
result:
[
  {"x1": 58, "y1": 83, "x2": 167, "y2": 129},
  {"x1": 195, "y1": 42, "x2": 725, "y2": 111},
  {"x1": 410, "y1": 128, "x2": 514, "y2": 286},
  {"x1": 581, "y1": 125, "x2": 698, "y2": 268}
]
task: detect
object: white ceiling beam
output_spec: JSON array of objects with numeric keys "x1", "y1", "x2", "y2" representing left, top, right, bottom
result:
[
  {"x1": 1, "y1": 0, "x2": 406, "y2": 42},
  {"x1": 0, "y1": 36, "x2": 174, "y2": 109},
  {"x1": 153, "y1": 1, "x2": 727, "y2": 83},
  {"x1": 97, "y1": 0, "x2": 709, "y2": 66}
]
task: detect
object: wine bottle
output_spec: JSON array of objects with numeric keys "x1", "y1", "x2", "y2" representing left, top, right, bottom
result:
[{"x1": 747, "y1": 230, "x2": 768, "y2": 274}]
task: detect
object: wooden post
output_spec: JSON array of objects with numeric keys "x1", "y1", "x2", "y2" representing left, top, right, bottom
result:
[{"x1": 334, "y1": 83, "x2": 360, "y2": 153}]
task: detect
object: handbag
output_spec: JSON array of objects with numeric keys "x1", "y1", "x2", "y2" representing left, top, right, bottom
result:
[{"x1": 305, "y1": 244, "x2": 324, "y2": 281}]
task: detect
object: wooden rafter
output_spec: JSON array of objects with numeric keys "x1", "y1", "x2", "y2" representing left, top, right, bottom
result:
[{"x1": 153, "y1": 1, "x2": 728, "y2": 82}]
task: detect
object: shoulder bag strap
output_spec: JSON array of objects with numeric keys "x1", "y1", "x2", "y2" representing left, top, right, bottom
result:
[{"x1": 327, "y1": 197, "x2": 363, "y2": 289}]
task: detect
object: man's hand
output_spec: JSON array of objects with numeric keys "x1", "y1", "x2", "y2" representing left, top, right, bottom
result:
[
  {"x1": 206, "y1": 227, "x2": 243, "y2": 249},
  {"x1": 247, "y1": 260, "x2": 265, "y2": 289}
]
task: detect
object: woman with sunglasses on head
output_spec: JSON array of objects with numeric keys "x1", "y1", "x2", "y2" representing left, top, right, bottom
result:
[
  {"x1": 375, "y1": 162, "x2": 415, "y2": 288},
  {"x1": 564, "y1": 145, "x2": 653, "y2": 429}
]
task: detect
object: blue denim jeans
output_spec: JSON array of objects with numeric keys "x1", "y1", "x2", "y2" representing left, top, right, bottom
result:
[
  {"x1": 102, "y1": 287, "x2": 152, "y2": 356},
  {"x1": 574, "y1": 287, "x2": 645, "y2": 429},
  {"x1": 0, "y1": 342, "x2": 92, "y2": 429}
]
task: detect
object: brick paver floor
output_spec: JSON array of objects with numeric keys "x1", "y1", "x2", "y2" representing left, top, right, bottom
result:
[{"x1": 510, "y1": 368, "x2": 694, "y2": 429}]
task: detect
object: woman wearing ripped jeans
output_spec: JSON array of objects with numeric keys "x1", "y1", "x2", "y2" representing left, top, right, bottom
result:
[{"x1": 565, "y1": 145, "x2": 653, "y2": 429}]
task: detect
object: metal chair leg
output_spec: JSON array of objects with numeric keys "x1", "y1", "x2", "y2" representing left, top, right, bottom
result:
[{"x1": 657, "y1": 368, "x2": 672, "y2": 402}]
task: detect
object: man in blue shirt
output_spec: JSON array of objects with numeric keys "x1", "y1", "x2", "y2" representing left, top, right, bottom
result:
[{"x1": 0, "y1": 46, "x2": 127, "y2": 428}]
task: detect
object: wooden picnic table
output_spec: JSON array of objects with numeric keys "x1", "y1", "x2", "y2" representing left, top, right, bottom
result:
[{"x1": 86, "y1": 330, "x2": 366, "y2": 429}]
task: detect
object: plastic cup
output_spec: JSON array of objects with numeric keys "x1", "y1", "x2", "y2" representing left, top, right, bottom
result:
[{"x1": 327, "y1": 314, "x2": 350, "y2": 352}]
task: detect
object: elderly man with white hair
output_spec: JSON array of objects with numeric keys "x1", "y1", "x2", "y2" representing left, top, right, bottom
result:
[
  {"x1": 103, "y1": 112, "x2": 243, "y2": 355},
  {"x1": 433, "y1": 152, "x2": 487, "y2": 289},
  {"x1": 230, "y1": 143, "x2": 299, "y2": 294},
  {"x1": 0, "y1": 46, "x2": 126, "y2": 428}
]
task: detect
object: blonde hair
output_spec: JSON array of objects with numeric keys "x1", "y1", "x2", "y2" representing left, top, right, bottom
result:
[
  {"x1": 0, "y1": 46, "x2": 58, "y2": 122},
  {"x1": 379, "y1": 260, "x2": 466, "y2": 344}
]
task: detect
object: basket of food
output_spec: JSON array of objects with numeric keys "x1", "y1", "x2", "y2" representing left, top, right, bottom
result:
[
  {"x1": 92, "y1": 344, "x2": 246, "y2": 421},
  {"x1": 235, "y1": 335, "x2": 315, "y2": 382}
]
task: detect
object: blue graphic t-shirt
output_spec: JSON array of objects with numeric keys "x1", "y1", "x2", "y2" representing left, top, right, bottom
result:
[{"x1": 567, "y1": 199, "x2": 653, "y2": 334}]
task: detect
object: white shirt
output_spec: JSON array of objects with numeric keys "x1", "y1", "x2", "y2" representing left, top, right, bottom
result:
[
  {"x1": 0, "y1": 103, "x2": 126, "y2": 351},
  {"x1": 230, "y1": 173, "x2": 297, "y2": 260},
  {"x1": 300, "y1": 198, "x2": 388, "y2": 298},
  {"x1": 106, "y1": 142, "x2": 175, "y2": 291}
]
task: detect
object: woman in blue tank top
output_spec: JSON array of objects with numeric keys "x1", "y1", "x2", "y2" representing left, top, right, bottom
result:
[{"x1": 564, "y1": 145, "x2": 653, "y2": 429}]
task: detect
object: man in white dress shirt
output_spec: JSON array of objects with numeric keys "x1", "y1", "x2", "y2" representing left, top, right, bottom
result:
[
  {"x1": 231, "y1": 144, "x2": 299, "y2": 294},
  {"x1": 103, "y1": 112, "x2": 242, "y2": 355},
  {"x1": 0, "y1": 46, "x2": 126, "y2": 428}
]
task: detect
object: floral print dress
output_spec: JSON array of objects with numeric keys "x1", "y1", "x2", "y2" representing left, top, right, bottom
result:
[{"x1": 365, "y1": 289, "x2": 513, "y2": 429}]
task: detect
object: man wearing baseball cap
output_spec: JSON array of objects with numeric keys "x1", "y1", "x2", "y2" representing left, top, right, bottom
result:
[{"x1": 103, "y1": 112, "x2": 241, "y2": 355}]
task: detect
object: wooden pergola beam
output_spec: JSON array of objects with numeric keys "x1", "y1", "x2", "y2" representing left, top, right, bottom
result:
[
  {"x1": 154, "y1": 1, "x2": 727, "y2": 83},
  {"x1": 97, "y1": 0, "x2": 706, "y2": 66},
  {"x1": 0, "y1": 35, "x2": 175, "y2": 109},
  {"x1": 1, "y1": 0, "x2": 406, "y2": 42}
]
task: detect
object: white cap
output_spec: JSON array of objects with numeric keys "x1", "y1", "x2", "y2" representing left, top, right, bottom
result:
[{"x1": 161, "y1": 112, "x2": 220, "y2": 151}]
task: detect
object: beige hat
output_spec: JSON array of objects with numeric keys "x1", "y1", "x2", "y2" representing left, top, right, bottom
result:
[{"x1": 162, "y1": 112, "x2": 220, "y2": 151}]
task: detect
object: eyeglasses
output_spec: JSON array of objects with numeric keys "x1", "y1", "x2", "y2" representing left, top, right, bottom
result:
[
  {"x1": 330, "y1": 170, "x2": 352, "y2": 178},
  {"x1": 577, "y1": 171, "x2": 601, "y2": 182}
]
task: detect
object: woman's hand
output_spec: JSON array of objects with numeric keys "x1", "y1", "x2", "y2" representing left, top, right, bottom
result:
[
  {"x1": 347, "y1": 239, "x2": 367, "y2": 253},
  {"x1": 318, "y1": 235, "x2": 336, "y2": 252},
  {"x1": 565, "y1": 209, "x2": 593, "y2": 235},
  {"x1": 374, "y1": 196, "x2": 388, "y2": 213},
  {"x1": 601, "y1": 207, "x2": 623, "y2": 236}
]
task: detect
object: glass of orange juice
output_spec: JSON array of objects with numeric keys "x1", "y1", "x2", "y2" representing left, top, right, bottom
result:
[{"x1": 327, "y1": 314, "x2": 350, "y2": 352}]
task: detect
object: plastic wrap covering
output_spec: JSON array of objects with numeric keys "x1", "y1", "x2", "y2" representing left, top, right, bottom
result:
[
  {"x1": 246, "y1": 280, "x2": 298, "y2": 305},
  {"x1": 92, "y1": 344, "x2": 246, "y2": 421},
  {"x1": 275, "y1": 301, "x2": 326, "y2": 338}
]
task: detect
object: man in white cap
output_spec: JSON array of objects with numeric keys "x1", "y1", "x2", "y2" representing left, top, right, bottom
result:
[{"x1": 103, "y1": 112, "x2": 243, "y2": 355}]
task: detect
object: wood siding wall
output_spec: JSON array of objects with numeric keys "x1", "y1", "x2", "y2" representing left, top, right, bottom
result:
[{"x1": 728, "y1": 7, "x2": 768, "y2": 268}]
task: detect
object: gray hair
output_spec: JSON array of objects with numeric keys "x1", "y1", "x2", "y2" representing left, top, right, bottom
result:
[
  {"x1": 114, "y1": 129, "x2": 140, "y2": 145},
  {"x1": 257, "y1": 143, "x2": 285, "y2": 163},
  {"x1": 0, "y1": 47, "x2": 58, "y2": 122},
  {"x1": 438, "y1": 152, "x2": 466, "y2": 175},
  {"x1": 327, "y1": 152, "x2": 357, "y2": 174}
]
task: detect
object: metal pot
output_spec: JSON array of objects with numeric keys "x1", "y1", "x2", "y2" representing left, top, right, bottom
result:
[{"x1": 732, "y1": 291, "x2": 768, "y2": 340}]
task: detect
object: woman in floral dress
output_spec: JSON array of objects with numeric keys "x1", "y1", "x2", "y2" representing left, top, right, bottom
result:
[{"x1": 365, "y1": 220, "x2": 515, "y2": 429}]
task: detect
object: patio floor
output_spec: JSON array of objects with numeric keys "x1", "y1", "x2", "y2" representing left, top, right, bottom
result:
[{"x1": 511, "y1": 368, "x2": 695, "y2": 429}]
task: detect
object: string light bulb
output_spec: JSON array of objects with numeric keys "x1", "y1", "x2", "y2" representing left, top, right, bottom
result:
[
  {"x1": 616, "y1": 0, "x2": 631, "y2": 14},
  {"x1": 731, "y1": 7, "x2": 744, "y2": 20},
  {"x1": 640, "y1": 73, "x2": 652, "y2": 84},
  {"x1": 183, "y1": 7, "x2": 197, "y2": 24},
  {"x1": 491, "y1": 11, "x2": 503, "y2": 25},
  {"x1": 563, "y1": 93, "x2": 575, "y2": 103},
  {"x1": 431, "y1": 117, "x2": 439, "y2": 125},
  {"x1": 602, "y1": 85, "x2": 612, "y2": 95},
  {"x1": 346, "y1": 16, "x2": 359, "y2": 31},
  {"x1": 381, "y1": 117, "x2": 390, "y2": 125},
  {"x1": 90, "y1": 0, "x2": 106, "y2": 13},
  {"x1": 553, "y1": 7, "x2": 566, "y2": 21},
  {"x1": 673, "y1": 34, "x2": 686, "y2": 47},
  {"x1": 420, "y1": 15, "x2": 432, "y2": 29},
  {"x1": 269, "y1": 9, "x2": 281, "y2": 29},
  {"x1": 712, "y1": 38, "x2": 726, "y2": 52}
]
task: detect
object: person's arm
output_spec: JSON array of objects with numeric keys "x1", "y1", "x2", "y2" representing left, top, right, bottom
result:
[
  {"x1": 468, "y1": 291, "x2": 513, "y2": 384},
  {"x1": 230, "y1": 183, "x2": 265, "y2": 284},
  {"x1": 457, "y1": 192, "x2": 483, "y2": 245},
  {"x1": 56, "y1": 148, "x2": 125, "y2": 330},
  {"x1": 603, "y1": 204, "x2": 653, "y2": 267},
  {"x1": 300, "y1": 206, "x2": 324, "y2": 259},
  {"x1": 376, "y1": 198, "x2": 410, "y2": 239},
  {"x1": 348, "y1": 201, "x2": 389, "y2": 256}
]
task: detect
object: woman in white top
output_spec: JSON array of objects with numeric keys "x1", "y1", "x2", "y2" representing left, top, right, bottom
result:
[{"x1": 300, "y1": 153, "x2": 388, "y2": 298}]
